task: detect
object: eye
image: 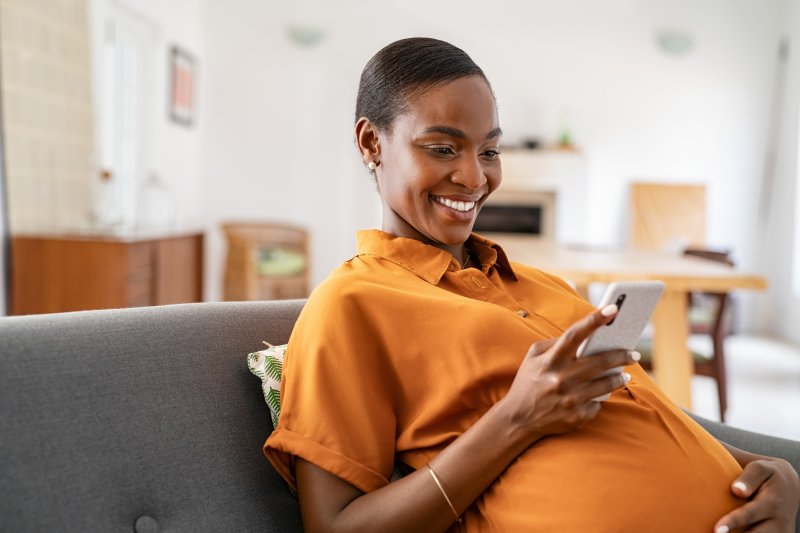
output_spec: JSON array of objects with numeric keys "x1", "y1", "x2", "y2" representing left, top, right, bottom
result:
[
  {"x1": 481, "y1": 149, "x2": 501, "y2": 160},
  {"x1": 429, "y1": 146, "x2": 455, "y2": 156}
]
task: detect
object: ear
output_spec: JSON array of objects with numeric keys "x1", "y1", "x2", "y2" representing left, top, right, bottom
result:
[{"x1": 355, "y1": 117, "x2": 381, "y2": 168}]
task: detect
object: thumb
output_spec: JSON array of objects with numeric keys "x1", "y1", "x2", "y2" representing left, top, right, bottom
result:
[{"x1": 731, "y1": 461, "x2": 772, "y2": 499}]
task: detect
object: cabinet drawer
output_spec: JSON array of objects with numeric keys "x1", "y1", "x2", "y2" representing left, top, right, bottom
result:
[
  {"x1": 126, "y1": 276, "x2": 153, "y2": 307},
  {"x1": 128, "y1": 243, "x2": 153, "y2": 270},
  {"x1": 128, "y1": 265, "x2": 153, "y2": 282}
]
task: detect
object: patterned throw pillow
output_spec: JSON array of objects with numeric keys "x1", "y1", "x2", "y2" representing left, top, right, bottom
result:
[{"x1": 247, "y1": 342, "x2": 287, "y2": 429}]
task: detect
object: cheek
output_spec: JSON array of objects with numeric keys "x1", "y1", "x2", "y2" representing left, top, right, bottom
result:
[{"x1": 487, "y1": 164, "x2": 502, "y2": 192}]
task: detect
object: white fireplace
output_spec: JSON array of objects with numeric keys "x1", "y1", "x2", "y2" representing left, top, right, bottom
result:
[
  {"x1": 477, "y1": 149, "x2": 588, "y2": 244},
  {"x1": 475, "y1": 189, "x2": 556, "y2": 240}
]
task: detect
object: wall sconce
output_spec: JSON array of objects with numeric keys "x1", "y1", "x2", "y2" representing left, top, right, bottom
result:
[
  {"x1": 287, "y1": 25, "x2": 325, "y2": 48},
  {"x1": 656, "y1": 29, "x2": 695, "y2": 56}
]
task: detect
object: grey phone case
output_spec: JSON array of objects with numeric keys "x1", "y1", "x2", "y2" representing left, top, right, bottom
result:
[
  {"x1": 577, "y1": 280, "x2": 665, "y2": 358},
  {"x1": 577, "y1": 281, "x2": 665, "y2": 400}
]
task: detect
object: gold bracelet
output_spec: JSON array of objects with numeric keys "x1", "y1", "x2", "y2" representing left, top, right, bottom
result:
[{"x1": 427, "y1": 464, "x2": 462, "y2": 523}]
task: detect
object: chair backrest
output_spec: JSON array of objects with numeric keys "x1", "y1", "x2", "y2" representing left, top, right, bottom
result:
[
  {"x1": 630, "y1": 182, "x2": 706, "y2": 252},
  {"x1": 222, "y1": 222, "x2": 310, "y2": 301}
]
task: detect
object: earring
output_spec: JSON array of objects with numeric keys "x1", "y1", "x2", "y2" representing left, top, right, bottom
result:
[{"x1": 367, "y1": 161, "x2": 378, "y2": 170}]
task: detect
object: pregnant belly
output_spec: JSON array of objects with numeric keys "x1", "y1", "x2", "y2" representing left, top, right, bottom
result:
[{"x1": 462, "y1": 368, "x2": 742, "y2": 532}]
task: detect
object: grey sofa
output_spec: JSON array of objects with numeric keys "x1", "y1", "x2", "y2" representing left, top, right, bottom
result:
[{"x1": 1, "y1": 301, "x2": 798, "y2": 532}]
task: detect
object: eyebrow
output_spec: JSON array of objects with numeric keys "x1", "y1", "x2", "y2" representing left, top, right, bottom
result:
[{"x1": 421, "y1": 125, "x2": 503, "y2": 140}]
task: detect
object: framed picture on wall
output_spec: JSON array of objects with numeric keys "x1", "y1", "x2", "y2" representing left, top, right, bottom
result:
[{"x1": 169, "y1": 46, "x2": 196, "y2": 126}]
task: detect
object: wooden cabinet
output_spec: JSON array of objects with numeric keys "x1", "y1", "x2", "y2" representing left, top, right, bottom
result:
[{"x1": 11, "y1": 231, "x2": 204, "y2": 314}]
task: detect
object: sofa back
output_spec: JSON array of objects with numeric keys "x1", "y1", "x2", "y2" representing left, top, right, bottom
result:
[{"x1": 0, "y1": 301, "x2": 305, "y2": 532}]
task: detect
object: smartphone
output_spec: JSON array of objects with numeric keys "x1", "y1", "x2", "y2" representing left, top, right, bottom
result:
[{"x1": 577, "y1": 281, "x2": 665, "y2": 399}]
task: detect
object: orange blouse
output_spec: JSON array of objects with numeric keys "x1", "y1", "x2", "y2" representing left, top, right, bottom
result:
[{"x1": 265, "y1": 230, "x2": 742, "y2": 532}]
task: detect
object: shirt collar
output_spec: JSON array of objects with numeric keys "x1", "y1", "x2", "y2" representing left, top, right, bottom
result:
[{"x1": 355, "y1": 230, "x2": 518, "y2": 285}]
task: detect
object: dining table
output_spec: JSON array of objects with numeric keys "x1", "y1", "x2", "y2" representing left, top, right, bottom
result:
[{"x1": 492, "y1": 234, "x2": 768, "y2": 410}]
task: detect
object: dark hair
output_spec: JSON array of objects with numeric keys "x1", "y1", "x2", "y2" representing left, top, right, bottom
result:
[{"x1": 355, "y1": 37, "x2": 490, "y2": 131}]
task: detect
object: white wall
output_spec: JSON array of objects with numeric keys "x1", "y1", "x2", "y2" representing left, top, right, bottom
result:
[
  {"x1": 200, "y1": 0, "x2": 380, "y2": 300},
  {"x1": 754, "y1": 0, "x2": 800, "y2": 342},
  {"x1": 199, "y1": 0, "x2": 786, "y2": 329},
  {"x1": 0, "y1": 155, "x2": 6, "y2": 317}
]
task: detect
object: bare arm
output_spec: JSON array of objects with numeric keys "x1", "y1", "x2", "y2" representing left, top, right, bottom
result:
[
  {"x1": 296, "y1": 305, "x2": 638, "y2": 533},
  {"x1": 297, "y1": 397, "x2": 531, "y2": 533},
  {"x1": 713, "y1": 442, "x2": 800, "y2": 533}
]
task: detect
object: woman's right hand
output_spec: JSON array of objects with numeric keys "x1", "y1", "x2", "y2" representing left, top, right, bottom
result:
[{"x1": 501, "y1": 304, "x2": 640, "y2": 444}]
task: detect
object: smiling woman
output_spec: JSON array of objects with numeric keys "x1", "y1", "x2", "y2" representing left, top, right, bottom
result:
[
  {"x1": 263, "y1": 38, "x2": 800, "y2": 533},
  {"x1": 356, "y1": 75, "x2": 502, "y2": 263}
]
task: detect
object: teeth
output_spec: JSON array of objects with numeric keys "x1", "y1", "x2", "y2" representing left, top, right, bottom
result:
[{"x1": 434, "y1": 196, "x2": 475, "y2": 212}]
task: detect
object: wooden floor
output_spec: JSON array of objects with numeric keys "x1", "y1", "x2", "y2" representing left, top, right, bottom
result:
[{"x1": 688, "y1": 334, "x2": 800, "y2": 440}]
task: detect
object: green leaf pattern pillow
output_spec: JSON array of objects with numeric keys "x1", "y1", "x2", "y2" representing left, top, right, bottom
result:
[{"x1": 247, "y1": 342, "x2": 286, "y2": 429}]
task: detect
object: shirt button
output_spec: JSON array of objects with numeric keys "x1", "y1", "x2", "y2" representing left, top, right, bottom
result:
[{"x1": 517, "y1": 310, "x2": 528, "y2": 317}]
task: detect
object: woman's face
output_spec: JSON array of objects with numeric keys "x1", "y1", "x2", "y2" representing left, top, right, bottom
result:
[{"x1": 368, "y1": 76, "x2": 502, "y2": 250}]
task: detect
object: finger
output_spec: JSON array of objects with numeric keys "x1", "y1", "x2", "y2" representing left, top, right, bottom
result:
[
  {"x1": 713, "y1": 500, "x2": 771, "y2": 533},
  {"x1": 569, "y1": 349, "x2": 637, "y2": 383},
  {"x1": 733, "y1": 461, "x2": 774, "y2": 499},
  {"x1": 740, "y1": 522, "x2": 776, "y2": 533},
  {"x1": 552, "y1": 304, "x2": 618, "y2": 362},
  {"x1": 574, "y1": 371, "x2": 631, "y2": 404},
  {"x1": 529, "y1": 338, "x2": 557, "y2": 357}
]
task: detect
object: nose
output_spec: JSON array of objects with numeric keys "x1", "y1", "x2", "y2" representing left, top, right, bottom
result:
[{"x1": 451, "y1": 154, "x2": 486, "y2": 190}]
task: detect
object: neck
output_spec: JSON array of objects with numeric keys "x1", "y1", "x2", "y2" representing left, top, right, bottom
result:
[{"x1": 380, "y1": 211, "x2": 469, "y2": 265}]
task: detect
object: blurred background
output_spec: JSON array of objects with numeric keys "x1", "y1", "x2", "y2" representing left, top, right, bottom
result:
[{"x1": 0, "y1": 0, "x2": 798, "y2": 436}]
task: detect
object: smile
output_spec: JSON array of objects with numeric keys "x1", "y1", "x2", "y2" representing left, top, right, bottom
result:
[{"x1": 431, "y1": 196, "x2": 476, "y2": 213}]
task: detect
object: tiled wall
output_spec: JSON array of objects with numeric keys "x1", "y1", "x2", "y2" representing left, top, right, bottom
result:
[{"x1": 0, "y1": 0, "x2": 94, "y2": 232}]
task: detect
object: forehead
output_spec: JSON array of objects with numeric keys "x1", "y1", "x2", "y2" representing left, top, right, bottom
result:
[{"x1": 396, "y1": 76, "x2": 499, "y2": 136}]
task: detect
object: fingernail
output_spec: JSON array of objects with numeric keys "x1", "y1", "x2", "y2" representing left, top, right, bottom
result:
[
  {"x1": 733, "y1": 481, "x2": 747, "y2": 492},
  {"x1": 630, "y1": 350, "x2": 641, "y2": 362},
  {"x1": 621, "y1": 372, "x2": 631, "y2": 384},
  {"x1": 601, "y1": 304, "x2": 618, "y2": 317},
  {"x1": 715, "y1": 526, "x2": 729, "y2": 533}
]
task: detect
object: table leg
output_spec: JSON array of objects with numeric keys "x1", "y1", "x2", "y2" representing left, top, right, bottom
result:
[{"x1": 650, "y1": 290, "x2": 693, "y2": 409}]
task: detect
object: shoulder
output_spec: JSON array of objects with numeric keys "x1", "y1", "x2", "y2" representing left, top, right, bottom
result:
[
  {"x1": 284, "y1": 260, "x2": 398, "y2": 382},
  {"x1": 297, "y1": 265, "x2": 370, "y2": 325},
  {"x1": 293, "y1": 256, "x2": 409, "y2": 338},
  {"x1": 306, "y1": 257, "x2": 391, "y2": 309},
  {"x1": 307, "y1": 252, "x2": 434, "y2": 310}
]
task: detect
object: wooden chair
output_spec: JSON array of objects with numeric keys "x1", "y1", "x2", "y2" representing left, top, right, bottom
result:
[
  {"x1": 630, "y1": 182, "x2": 706, "y2": 252},
  {"x1": 222, "y1": 222, "x2": 310, "y2": 301},
  {"x1": 630, "y1": 182, "x2": 731, "y2": 421}
]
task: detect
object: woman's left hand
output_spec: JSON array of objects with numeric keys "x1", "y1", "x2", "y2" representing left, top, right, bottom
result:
[{"x1": 713, "y1": 458, "x2": 800, "y2": 532}]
